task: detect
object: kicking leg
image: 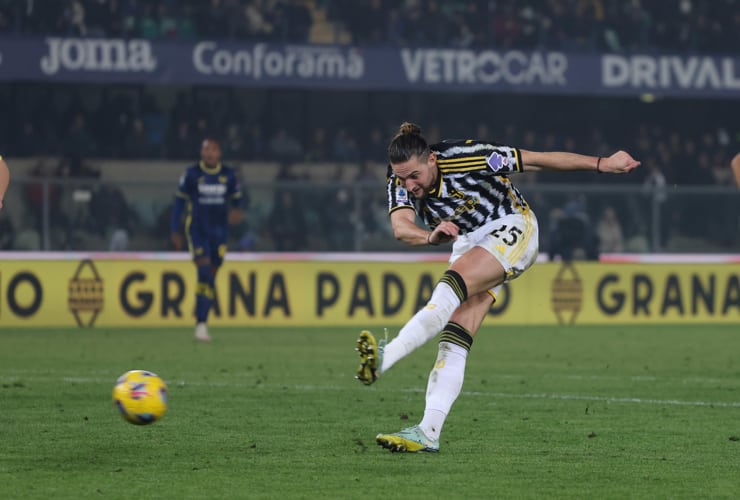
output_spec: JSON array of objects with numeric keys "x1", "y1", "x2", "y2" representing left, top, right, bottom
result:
[
  {"x1": 379, "y1": 269, "x2": 468, "y2": 371},
  {"x1": 376, "y1": 292, "x2": 493, "y2": 452},
  {"x1": 380, "y1": 247, "x2": 504, "y2": 374},
  {"x1": 356, "y1": 269, "x2": 468, "y2": 385}
]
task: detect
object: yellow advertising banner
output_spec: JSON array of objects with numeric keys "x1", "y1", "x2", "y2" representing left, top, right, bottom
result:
[{"x1": 0, "y1": 258, "x2": 738, "y2": 328}]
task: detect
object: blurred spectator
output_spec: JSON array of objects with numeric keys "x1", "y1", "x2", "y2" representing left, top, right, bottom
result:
[
  {"x1": 24, "y1": 160, "x2": 58, "y2": 234},
  {"x1": 166, "y1": 119, "x2": 198, "y2": 160},
  {"x1": 62, "y1": 0, "x2": 88, "y2": 36},
  {"x1": 596, "y1": 206, "x2": 624, "y2": 253},
  {"x1": 268, "y1": 128, "x2": 304, "y2": 162},
  {"x1": 267, "y1": 190, "x2": 306, "y2": 251},
  {"x1": 109, "y1": 227, "x2": 129, "y2": 250},
  {"x1": 64, "y1": 112, "x2": 96, "y2": 158},
  {"x1": 643, "y1": 163, "x2": 667, "y2": 203},
  {"x1": 244, "y1": 125, "x2": 265, "y2": 160},
  {"x1": 549, "y1": 194, "x2": 599, "y2": 261},
  {"x1": 243, "y1": 1, "x2": 273, "y2": 39},
  {"x1": 0, "y1": 209, "x2": 14, "y2": 249},
  {"x1": 89, "y1": 183, "x2": 135, "y2": 239},
  {"x1": 305, "y1": 127, "x2": 331, "y2": 162},
  {"x1": 325, "y1": 186, "x2": 354, "y2": 250},
  {"x1": 157, "y1": 3, "x2": 179, "y2": 38},
  {"x1": 177, "y1": 4, "x2": 198, "y2": 39},
  {"x1": 355, "y1": 160, "x2": 380, "y2": 235},
  {"x1": 237, "y1": 223, "x2": 258, "y2": 251},
  {"x1": 274, "y1": 0, "x2": 312, "y2": 42},
  {"x1": 363, "y1": 127, "x2": 389, "y2": 164},
  {"x1": 140, "y1": 97, "x2": 168, "y2": 158},
  {"x1": 16, "y1": 120, "x2": 41, "y2": 157},
  {"x1": 333, "y1": 127, "x2": 360, "y2": 162},
  {"x1": 197, "y1": 0, "x2": 231, "y2": 38},
  {"x1": 123, "y1": 118, "x2": 153, "y2": 158},
  {"x1": 14, "y1": 213, "x2": 42, "y2": 251},
  {"x1": 223, "y1": 123, "x2": 247, "y2": 160},
  {"x1": 138, "y1": 3, "x2": 159, "y2": 38}
]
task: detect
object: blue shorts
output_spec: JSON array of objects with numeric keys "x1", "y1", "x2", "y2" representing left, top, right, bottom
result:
[{"x1": 188, "y1": 233, "x2": 227, "y2": 267}]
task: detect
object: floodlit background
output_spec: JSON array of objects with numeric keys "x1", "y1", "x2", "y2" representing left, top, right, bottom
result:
[{"x1": 0, "y1": 0, "x2": 738, "y2": 255}]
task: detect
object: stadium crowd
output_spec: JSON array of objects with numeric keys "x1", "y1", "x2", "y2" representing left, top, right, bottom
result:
[
  {"x1": 333, "y1": 0, "x2": 739, "y2": 53},
  {"x1": 0, "y1": 0, "x2": 312, "y2": 42},
  {"x1": 3, "y1": 85, "x2": 737, "y2": 188},
  {"x1": 1, "y1": 0, "x2": 738, "y2": 254},
  {"x1": 0, "y1": 0, "x2": 737, "y2": 53},
  {"x1": 0, "y1": 0, "x2": 737, "y2": 187}
]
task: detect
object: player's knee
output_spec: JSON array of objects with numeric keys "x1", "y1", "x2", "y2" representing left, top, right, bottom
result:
[
  {"x1": 195, "y1": 282, "x2": 215, "y2": 299},
  {"x1": 438, "y1": 269, "x2": 468, "y2": 303}
]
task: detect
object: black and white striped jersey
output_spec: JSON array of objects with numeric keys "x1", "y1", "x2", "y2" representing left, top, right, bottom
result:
[{"x1": 386, "y1": 139, "x2": 530, "y2": 234}]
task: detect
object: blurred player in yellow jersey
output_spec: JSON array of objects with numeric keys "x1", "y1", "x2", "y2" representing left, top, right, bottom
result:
[{"x1": 171, "y1": 138, "x2": 244, "y2": 342}]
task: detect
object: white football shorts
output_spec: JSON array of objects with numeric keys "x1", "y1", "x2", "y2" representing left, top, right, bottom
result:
[{"x1": 448, "y1": 210, "x2": 539, "y2": 298}]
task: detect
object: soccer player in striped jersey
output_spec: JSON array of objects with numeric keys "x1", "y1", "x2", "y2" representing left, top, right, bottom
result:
[
  {"x1": 356, "y1": 122, "x2": 640, "y2": 453},
  {"x1": 0, "y1": 155, "x2": 9, "y2": 211},
  {"x1": 171, "y1": 138, "x2": 244, "y2": 342}
]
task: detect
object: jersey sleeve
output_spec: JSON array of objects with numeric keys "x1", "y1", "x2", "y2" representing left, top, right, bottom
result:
[
  {"x1": 434, "y1": 140, "x2": 522, "y2": 175},
  {"x1": 171, "y1": 168, "x2": 192, "y2": 232},
  {"x1": 227, "y1": 169, "x2": 244, "y2": 208},
  {"x1": 175, "y1": 168, "x2": 194, "y2": 200},
  {"x1": 481, "y1": 142, "x2": 522, "y2": 174},
  {"x1": 386, "y1": 165, "x2": 415, "y2": 214}
]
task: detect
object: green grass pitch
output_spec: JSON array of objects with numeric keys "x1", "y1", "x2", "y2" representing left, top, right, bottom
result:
[{"x1": 1, "y1": 324, "x2": 740, "y2": 499}]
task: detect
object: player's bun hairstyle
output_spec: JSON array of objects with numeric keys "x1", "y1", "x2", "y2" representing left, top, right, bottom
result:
[{"x1": 388, "y1": 121, "x2": 430, "y2": 164}]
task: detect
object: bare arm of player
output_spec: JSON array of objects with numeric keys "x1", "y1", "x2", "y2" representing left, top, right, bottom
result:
[
  {"x1": 171, "y1": 232, "x2": 184, "y2": 251},
  {"x1": 228, "y1": 207, "x2": 244, "y2": 225},
  {"x1": 390, "y1": 207, "x2": 459, "y2": 246},
  {"x1": 520, "y1": 150, "x2": 640, "y2": 174},
  {"x1": 170, "y1": 194, "x2": 188, "y2": 251},
  {"x1": 731, "y1": 153, "x2": 740, "y2": 188},
  {"x1": 0, "y1": 156, "x2": 9, "y2": 210}
]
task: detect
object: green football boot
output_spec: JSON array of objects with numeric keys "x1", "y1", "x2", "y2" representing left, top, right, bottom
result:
[{"x1": 376, "y1": 425, "x2": 440, "y2": 453}]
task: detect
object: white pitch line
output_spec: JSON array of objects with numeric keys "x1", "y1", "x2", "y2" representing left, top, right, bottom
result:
[
  {"x1": 3, "y1": 368, "x2": 737, "y2": 386},
  {"x1": 3, "y1": 374, "x2": 740, "y2": 409},
  {"x1": 459, "y1": 390, "x2": 740, "y2": 408}
]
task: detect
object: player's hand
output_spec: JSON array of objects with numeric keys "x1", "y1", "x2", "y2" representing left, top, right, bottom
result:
[
  {"x1": 429, "y1": 221, "x2": 459, "y2": 245},
  {"x1": 602, "y1": 151, "x2": 641, "y2": 174},
  {"x1": 228, "y1": 208, "x2": 244, "y2": 226},
  {"x1": 171, "y1": 232, "x2": 184, "y2": 251}
]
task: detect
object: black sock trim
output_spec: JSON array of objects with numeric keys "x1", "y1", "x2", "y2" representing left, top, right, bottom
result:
[
  {"x1": 439, "y1": 321, "x2": 473, "y2": 351},
  {"x1": 438, "y1": 270, "x2": 468, "y2": 302}
]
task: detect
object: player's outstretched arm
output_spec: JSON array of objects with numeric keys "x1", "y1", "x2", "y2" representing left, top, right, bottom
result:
[{"x1": 521, "y1": 150, "x2": 640, "y2": 174}]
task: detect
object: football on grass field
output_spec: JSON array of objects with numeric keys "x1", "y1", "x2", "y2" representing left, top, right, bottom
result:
[{"x1": 112, "y1": 370, "x2": 168, "y2": 425}]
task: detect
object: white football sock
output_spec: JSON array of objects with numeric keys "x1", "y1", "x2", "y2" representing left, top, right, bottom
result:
[
  {"x1": 419, "y1": 341, "x2": 469, "y2": 441},
  {"x1": 380, "y1": 281, "x2": 462, "y2": 373}
]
